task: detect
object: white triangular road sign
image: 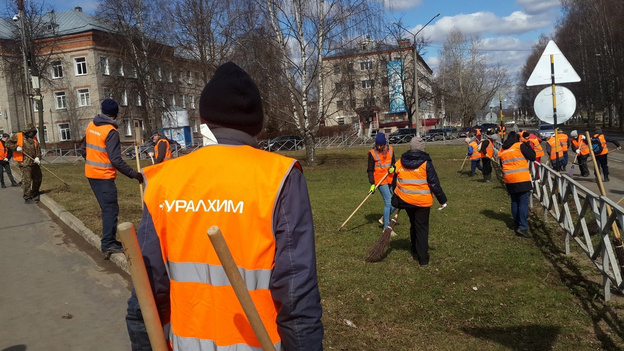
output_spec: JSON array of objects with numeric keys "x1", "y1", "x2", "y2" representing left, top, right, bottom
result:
[{"x1": 526, "y1": 40, "x2": 581, "y2": 86}]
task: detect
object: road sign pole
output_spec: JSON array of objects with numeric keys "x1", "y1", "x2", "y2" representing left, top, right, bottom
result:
[{"x1": 550, "y1": 54, "x2": 561, "y2": 173}]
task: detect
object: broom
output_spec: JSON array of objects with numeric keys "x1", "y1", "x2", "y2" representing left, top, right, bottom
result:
[
  {"x1": 366, "y1": 210, "x2": 400, "y2": 262},
  {"x1": 586, "y1": 131, "x2": 624, "y2": 278}
]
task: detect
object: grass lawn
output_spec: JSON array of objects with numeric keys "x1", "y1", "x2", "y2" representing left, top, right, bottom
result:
[{"x1": 41, "y1": 144, "x2": 624, "y2": 350}]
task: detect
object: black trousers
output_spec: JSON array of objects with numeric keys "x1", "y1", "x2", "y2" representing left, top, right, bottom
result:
[
  {"x1": 595, "y1": 154, "x2": 609, "y2": 178},
  {"x1": 0, "y1": 161, "x2": 16, "y2": 185},
  {"x1": 482, "y1": 157, "x2": 492, "y2": 176},
  {"x1": 405, "y1": 206, "x2": 430, "y2": 265},
  {"x1": 577, "y1": 154, "x2": 589, "y2": 176}
]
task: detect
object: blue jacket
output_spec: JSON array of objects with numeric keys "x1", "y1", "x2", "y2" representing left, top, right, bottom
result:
[{"x1": 126, "y1": 126, "x2": 324, "y2": 351}]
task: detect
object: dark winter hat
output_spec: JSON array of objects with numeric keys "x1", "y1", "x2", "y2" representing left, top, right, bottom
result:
[
  {"x1": 101, "y1": 99, "x2": 119, "y2": 117},
  {"x1": 595, "y1": 127, "x2": 602, "y2": 134},
  {"x1": 375, "y1": 133, "x2": 386, "y2": 145},
  {"x1": 410, "y1": 136, "x2": 425, "y2": 151},
  {"x1": 2, "y1": 133, "x2": 8, "y2": 138},
  {"x1": 199, "y1": 62, "x2": 264, "y2": 136}
]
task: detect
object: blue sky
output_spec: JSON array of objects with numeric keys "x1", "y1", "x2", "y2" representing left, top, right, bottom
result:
[{"x1": 52, "y1": 0, "x2": 562, "y2": 81}]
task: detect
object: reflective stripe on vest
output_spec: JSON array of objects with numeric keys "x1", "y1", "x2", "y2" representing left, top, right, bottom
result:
[
  {"x1": 143, "y1": 145, "x2": 292, "y2": 350},
  {"x1": 394, "y1": 159, "x2": 432, "y2": 207},
  {"x1": 13, "y1": 133, "x2": 38, "y2": 162},
  {"x1": 530, "y1": 138, "x2": 544, "y2": 158},
  {"x1": 498, "y1": 142, "x2": 531, "y2": 184},
  {"x1": 85, "y1": 122, "x2": 116, "y2": 179},
  {"x1": 368, "y1": 145, "x2": 393, "y2": 185},
  {"x1": 155, "y1": 139, "x2": 172, "y2": 162},
  {"x1": 572, "y1": 137, "x2": 589, "y2": 156},
  {"x1": 593, "y1": 134, "x2": 609, "y2": 156},
  {"x1": 547, "y1": 137, "x2": 564, "y2": 160},
  {"x1": 557, "y1": 133, "x2": 568, "y2": 151},
  {"x1": 469, "y1": 141, "x2": 480, "y2": 160}
]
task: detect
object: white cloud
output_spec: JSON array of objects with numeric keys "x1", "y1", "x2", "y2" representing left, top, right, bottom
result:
[
  {"x1": 384, "y1": 0, "x2": 423, "y2": 11},
  {"x1": 515, "y1": 0, "x2": 561, "y2": 15}
]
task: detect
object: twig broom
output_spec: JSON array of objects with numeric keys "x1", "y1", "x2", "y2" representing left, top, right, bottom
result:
[{"x1": 366, "y1": 210, "x2": 400, "y2": 262}]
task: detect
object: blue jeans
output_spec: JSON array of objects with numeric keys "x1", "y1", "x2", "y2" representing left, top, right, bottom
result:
[
  {"x1": 510, "y1": 191, "x2": 530, "y2": 230},
  {"x1": 126, "y1": 289, "x2": 152, "y2": 350},
  {"x1": 378, "y1": 184, "x2": 396, "y2": 228},
  {"x1": 88, "y1": 178, "x2": 120, "y2": 250},
  {"x1": 470, "y1": 159, "x2": 483, "y2": 175}
]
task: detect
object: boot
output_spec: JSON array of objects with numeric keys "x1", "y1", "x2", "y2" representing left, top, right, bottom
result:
[{"x1": 1, "y1": 182, "x2": 5, "y2": 188}]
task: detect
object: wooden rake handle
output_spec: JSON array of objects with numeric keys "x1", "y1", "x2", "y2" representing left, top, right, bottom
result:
[
  {"x1": 338, "y1": 172, "x2": 390, "y2": 231},
  {"x1": 134, "y1": 145, "x2": 144, "y2": 207},
  {"x1": 118, "y1": 222, "x2": 168, "y2": 351},
  {"x1": 207, "y1": 226, "x2": 276, "y2": 351}
]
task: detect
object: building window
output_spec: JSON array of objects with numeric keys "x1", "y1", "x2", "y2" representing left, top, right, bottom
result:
[
  {"x1": 337, "y1": 117, "x2": 345, "y2": 125},
  {"x1": 77, "y1": 88, "x2": 90, "y2": 107},
  {"x1": 118, "y1": 62, "x2": 125, "y2": 76},
  {"x1": 333, "y1": 65, "x2": 340, "y2": 74},
  {"x1": 334, "y1": 83, "x2": 342, "y2": 92},
  {"x1": 348, "y1": 63, "x2": 354, "y2": 72},
  {"x1": 74, "y1": 57, "x2": 87, "y2": 76},
  {"x1": 167, "y1": 70, "x2": 173, "y2": 83},
  {"x1": 360, "y1": 61, "x2": 373, "y2": 70},
  {"x1": 187, "y1": 71, "x2": 192, "y2": 84},
  {"x1": 156, "y1": 67, "x2": 162, "y2": 81},
  {"x1": 59, "y1": 123, "x2": 71, "y2": 141},
  {"x1": 121, "y1": 90, "x2": 128, "y2": 106},
  {"x1": 189, "y1": 95, "x2": 195, "y2": 109},
  {"x1": 136, "y1": 93, "x2": 142, "y2": 107},
  {"x1": 55, "y1": 91, "x2": 67, "y2": 109},
  {"x1": 124, "y1": 119, "x2": 133, "y2": 136},
  {"x1": 129, "y1": 65, "x2": 137, "y2": 78},
  {"x1": 33, "y1": 101, "x2": 39, "y2": 112},
  {"x1": 51, "y1": 60, "x2": 63, "y2": 79},
  {"x1": 43, "y1": 126, "x2": 48, "y2": 142},
  {"x1": 180, "y1": 95, "x2": 186, "y2": 108},
  {"x1": 169, "y1": 94, "x2": 175, "y2": 106},
  {"x1": 361, "y1": 79, "x2": 374, "y2": 89},
  {"x1": 100, "y1": 56, "x2": 110, "y2": 75},
  {"x1": 363, "y1": 97, "x2": 376, "y2": 106},
  {"x1": 336, "y1": 100, "x2": 344, "y2": 110}
]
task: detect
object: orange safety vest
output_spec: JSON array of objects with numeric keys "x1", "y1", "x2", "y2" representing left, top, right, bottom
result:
[
  {"x1": 571, "y1": 137, "x2": 589, "y2": 156},
  {"x1": 84, "y1": 122, "x2": 116, "y2": 179},
  {"x1": 368, "y1": 145, "x2": 394, "y2": 185},
  {"x1": 13, "y1": 133, "x2": 38, "y2": 162},
  {"x1": 155, "y1": 138, "x2": 172, "y2": 162},
  {"x1": 143, "y1": 145, "x2": 295, "y2": 350},
  {"x1": 480, "y1": 139, "x2": 494, "y2": 159},
  {"x1": 469, "y1": 141, "x2": 480, "y2": 160},
  {"x1": 557, "y1": 132, "x2": 568, "y2": 151},
  {"x1": 593, "y1": 134, "x2": 609, "y2": 156},
  {"x1": 394, "y1": 159, "x2": 432, "y2": 207},
  {"x1": 498, "y1": 142, "x2": 531, "y2": 184},
  {"x1": 530, "y1": 137, "x2": 544, "y2": 159},
  {"x1": 519, "y1": 130, "x2": 529, "y2": 142},
  {"x1": 0, "y1": 141, "x2": 7, "y2": 159},
  {"x1": 547, "y1": 136, "x2": 564, "y2": 161},
  {"x1": 498, "y1": 126, "x2": 506, "y2": 138}
]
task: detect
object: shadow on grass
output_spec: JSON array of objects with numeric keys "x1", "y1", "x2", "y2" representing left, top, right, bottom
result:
[
  {"x1": 462, "y1": 325, "x2": 560, "y2": 351},
  {"x1": 481, "y1": 209, "x2": 515, "y2": 230},
  {"x1": 529, "y1": 209, "x2": 624, "y2": 349}
]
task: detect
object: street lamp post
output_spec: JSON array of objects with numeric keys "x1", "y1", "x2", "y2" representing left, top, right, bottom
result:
[
  {"x1": 15, "y1": 0, "x2": 33, "y2": 126},
  {"x1": 394, "y1": 13, "x2": 440, "y2": 137}
]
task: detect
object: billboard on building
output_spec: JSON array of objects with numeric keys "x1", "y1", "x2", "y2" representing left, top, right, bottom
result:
[{"x1": 387, "y1": 60, "x2": 406, "y2": 113}]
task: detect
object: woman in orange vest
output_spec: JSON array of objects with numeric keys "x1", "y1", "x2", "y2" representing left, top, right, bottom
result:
[
  {"x1": 465, "y1": 137, "x2": 482, "y2": 177},
  {"x1": 545, "y1": 134, "x2": 565, "y2": 171},
  {"x1": 392, "y1": 136, "x2": 447, "y2": 266},
  {"x1": 479, "y1": 131, "x2": 496, "y2": 182},
  {"x1": 498, "y1": 131, "x2": 536, "y2": 238},
  {"x1": 569, "y1": 130, "x2": 590, "y2": 177},
  {"x1": 367, "y1": 132, "x2": 396, "y2": 231},
  {"x1": 0, "y1": 133, "x2": 18, "y2": 188},
  {"x1": 126, "y1": 62, "x2": 323, "y2": 350}
]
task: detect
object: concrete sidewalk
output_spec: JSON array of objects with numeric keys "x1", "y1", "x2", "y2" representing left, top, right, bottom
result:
[{"x1": 0, "y1": 183, "x2": 132, "y2": 350}]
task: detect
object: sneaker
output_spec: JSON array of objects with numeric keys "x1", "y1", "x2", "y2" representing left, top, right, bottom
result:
[
  {"x1": 11, "y1": 183, "x2": 18, "y2": 187},
  {"x1": 604, "y1": 176, "x2": 610, "y2": 182},
  {"x1": 102, "y1": 244, "x2": 124, "y2": 254},
  {"x1": 515, "y1": 228, "x2": 531, "y2": 238},
  {"x1": 378, "y1": 216, "x2": 384, "y2": 225}
]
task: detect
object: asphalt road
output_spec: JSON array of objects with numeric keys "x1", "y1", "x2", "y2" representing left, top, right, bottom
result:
[{"x1": 0, "y1": 185, "x2": 132, "y2": 350}]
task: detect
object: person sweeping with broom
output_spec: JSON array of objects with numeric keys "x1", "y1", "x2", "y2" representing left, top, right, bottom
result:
[
  {"x1": 367, "y1": 132, "x2": 397, "y2": 235},
  {"x1": 391, "y1": 137, "x2": 447, "y2": 266}
]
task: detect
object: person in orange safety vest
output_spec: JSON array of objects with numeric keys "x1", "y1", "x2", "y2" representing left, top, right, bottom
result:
[
  {"x1": 465, "y1": 137, "x2": 482, "y2": 177},
  {"x1": 479, "y1": 131, "x2": 495, "y2": 182},
  {"x1": 546, "y1": 134, "x2": 565, "y2": 172},
  {"x1": 569, "y1": 130, "x2": 590, "y2": 177},
  {"x1": 367, "y1": 132, "x2": 397, "y2": 233},
  {"x1": 592, "y1": 127, "x2": 621, "y2": 182},
  {"x1": 81, "y1": 99, "x2": 144, "y2": 253},
  {"x1": 151, "y1": 130, "x2": 172, "y2": 164},
  {"x1": 498, "y1": 131, "x2": 536, "y2": 238},
  {"x1": 392, "y1": 136, "x2": 447, "y2": 266},
  {"x1": 125, "y1": 62, "x2": 324, "y2": 351},
  {"x1": 0, "y1": 133, "x2": 18, "y2": 188},
  {"x1": 6, "y1": 124, "x2": 41, "y2": 203}
]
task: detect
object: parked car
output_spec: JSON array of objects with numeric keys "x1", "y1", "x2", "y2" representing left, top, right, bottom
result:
[
  {"x1": 388, "y1": 128, "x2": 418, "y2": 144},
  {"x1": 442, "y1": 127, "x2": 458, "y2": 139},
  {"x1": 538, "y1": 124, "x2": 555, "y2": 140},
  {"x1": 458, "y1": 127, "x2": 474, "y2": 138},
  {"x1": 266, "y1": 135, "x2": 303, "y2": 151},
  {"x1": 125, "y1": 141, "x2": 154, "y2": 160},
  {"x1": 479, "y1": 123, "x2": 499, "y2": 133},
  {"x1": 423, "y1": 128, "x2": 445, "y2": 141}
]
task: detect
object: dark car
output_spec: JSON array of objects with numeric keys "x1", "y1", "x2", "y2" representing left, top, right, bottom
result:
[
  {"x1": 266, "y1": 135, "x2": 303, "y2": 151},
  {"x1": 388, "y1": 128, "x2": 418, "y2": 144},
  {"x1": 423, "y1": 128, "x2": 445, "y2": 141},
  {"x1": 478, "y1": 123, "x2": 499, "y2": 134},
  {"x1": 442, "y1": 127, "x2": 458, "y2": 139},
  {"x1": 124, "y1": 141, "x2": 154, "y2": 160},
  {"x1": 458, "y1": 127, "x2": 474, "y2": 138}
]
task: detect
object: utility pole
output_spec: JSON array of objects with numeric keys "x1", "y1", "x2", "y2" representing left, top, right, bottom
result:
[
  {"x1": 16, "y1": 0, "x2": 33, "y2": 127},
  {"x1": 394, "y1": 13, "x2": 440, "y2": 136}
]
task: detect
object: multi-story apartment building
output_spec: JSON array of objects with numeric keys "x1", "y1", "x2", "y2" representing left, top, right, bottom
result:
[
  {"x1": 322, "y1": 38, "x2": 442, "y2": 137},
  {"x1": 0, "y1": 7, "x2": 203, "y2": 148}
]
